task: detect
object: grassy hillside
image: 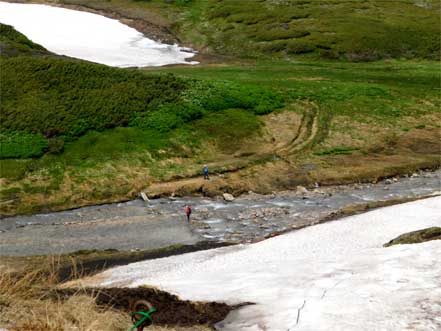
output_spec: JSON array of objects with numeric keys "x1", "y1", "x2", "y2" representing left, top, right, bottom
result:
[
  {"x1": 0, "y1": 6, "x2": 440, "y2": 215},
  {"x1": 0, "y1": 55, "x2": 282, "y2": 159},
  {"x1": 55, "y1": 0, "x2": 441, "y2": 61},
  {"x1": 0, "y1": 23, "x2": 48, "y2": 57}
]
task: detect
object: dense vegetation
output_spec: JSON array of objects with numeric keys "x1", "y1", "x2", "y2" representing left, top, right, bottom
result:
[
  {"x1": 0, "y1": 23, "x2": 48, "y2": 57},
  {"x1": 179, "y1": 0, "x2": 440, "y2": 60},
  {"x1": 0, "y1": 3, "x2": 439, "y2": 215},
  {"x1": 0, "y1": 54, "x2": 282, "y2": 159},
  {"x1": 62, "y1": 0, "x2": 441, "y2": 61}
]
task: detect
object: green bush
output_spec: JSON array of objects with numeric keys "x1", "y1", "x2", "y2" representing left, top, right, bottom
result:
[
  {"x1": 1, "y1": 56, "x2": 283, "y2": 149},
  {"x1": 286, "y1": 41, "x2": 315, "y2": 54},
  {"x1": 0, "y1": 131, "x2": 48, "y2": 159},
  {"x1": 0, "y1": 57, "x2": 186, "y2": 139},
  {"x1": 47, "y1": 137, "x2": 65, "y2": 154}
]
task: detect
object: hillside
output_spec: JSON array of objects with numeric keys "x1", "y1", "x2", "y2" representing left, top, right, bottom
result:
[
  {"x1": 0, "y1": 23, "x2": 48, "y2": 57},
  {"x1": 50, "y1": 0, "x2": 441, "y2": 61},
  {"x1": 0, "y1": 4, "x2": 440, "y2": 216},
  {"x1": 0, "y1": 24, "x2": 282, "y2": 160}
]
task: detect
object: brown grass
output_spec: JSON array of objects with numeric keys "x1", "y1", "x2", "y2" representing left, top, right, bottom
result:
[{"x1": 0, "y1": 258, "x2": 212, "y2": 331}]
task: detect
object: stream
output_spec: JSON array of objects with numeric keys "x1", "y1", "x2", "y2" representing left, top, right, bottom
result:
[{"x1": 0, "y1": 169, "x2": 439, "y2": 256}]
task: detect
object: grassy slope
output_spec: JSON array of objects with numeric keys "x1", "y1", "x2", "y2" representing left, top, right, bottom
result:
[
  {"x1": 57, "y1": 0, "x2": 440, "y2": 61},
  {"x1": 0, "y1": 2, "x2": 440, "y2": 215},
  {"x1": 0, "y1": 23, "x2": 48, "y2": 57}
]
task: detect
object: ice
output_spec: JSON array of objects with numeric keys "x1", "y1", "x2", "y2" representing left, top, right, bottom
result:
[
  {"x1": 82, "y1": 197, "x2": 441, "y2": 330},
  {"x1": 0, "y1": 2, "x2": 197, "y2": 67}
]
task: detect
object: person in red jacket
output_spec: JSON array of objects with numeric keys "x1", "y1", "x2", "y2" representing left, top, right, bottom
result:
[{"x1": 185, "y1": 205, "x2": 192, "y2": 223}]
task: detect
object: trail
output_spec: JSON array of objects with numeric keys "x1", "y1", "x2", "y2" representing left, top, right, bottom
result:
[{"x1": 145, "y1": 105, "x2": 319, "y2": 197}]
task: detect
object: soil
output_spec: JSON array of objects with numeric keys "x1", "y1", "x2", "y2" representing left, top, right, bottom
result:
[
  {"x1": 53, "y1": 287, "x2": 234, "y2": 327},
  {"x1": 56, "y1": 242, "x2": 233, "y2": 283}
]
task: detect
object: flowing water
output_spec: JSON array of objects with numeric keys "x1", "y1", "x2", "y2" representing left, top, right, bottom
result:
[{"x1": 0, "y1": 170, "x2": 439, "y2": 256}]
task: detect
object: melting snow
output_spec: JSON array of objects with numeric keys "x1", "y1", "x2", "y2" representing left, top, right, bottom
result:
[
  {"x1": 79, "y1": 197, "x2": 441, "y2": 330},
  {"x1": 0, "y1": 2, "x2": 197, "y2": 67}
]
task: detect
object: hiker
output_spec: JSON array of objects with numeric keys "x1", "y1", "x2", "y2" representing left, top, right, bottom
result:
[
  {"x1": 185, "y1": 205, "x2": 192, "y2": 223},
  {"x1": 203, "y1": 165, "x2": 209, "y2": 180}
]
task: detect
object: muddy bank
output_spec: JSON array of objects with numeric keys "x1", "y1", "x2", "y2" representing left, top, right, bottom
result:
[
  {"x1": 56, "y1": 242, "x2": 233, "y2": 283},
  {"x1": 1, "y1": 169, "x2": 440, "y2": 256},
  {"x1": 53, "y1": 287, "x2": 233, "y2": 327}
]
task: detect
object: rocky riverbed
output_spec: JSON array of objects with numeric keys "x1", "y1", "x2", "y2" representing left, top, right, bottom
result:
[{"x1": 0, "y1": 170, "x2": 439, "y2": 256}]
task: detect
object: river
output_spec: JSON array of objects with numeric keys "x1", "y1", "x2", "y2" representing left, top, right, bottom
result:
[{"x1": 0, "y1": 170, "x2": 439, "y2": 256}]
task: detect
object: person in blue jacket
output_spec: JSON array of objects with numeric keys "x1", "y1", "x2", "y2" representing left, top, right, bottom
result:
[{"x1": 203, "y1": 165, "x2": 209, "y2": 180}]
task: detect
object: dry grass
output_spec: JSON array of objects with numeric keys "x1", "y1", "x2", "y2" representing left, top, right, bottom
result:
[
  {"x1": 0, "y1": 258, "x2": 211, "y2": 331},
  {"x1": 0, "y1": 257, "x2": 127, "y2": 331}
]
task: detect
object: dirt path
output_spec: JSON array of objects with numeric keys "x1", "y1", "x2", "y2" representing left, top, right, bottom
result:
[{"x1": 145, "y1": 105, "x2": 319, "y2": 197}]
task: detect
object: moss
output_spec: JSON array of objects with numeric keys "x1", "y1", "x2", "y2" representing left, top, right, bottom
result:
[{"x1": 384, "y1": 227, "x2": 441, "y2": 247}]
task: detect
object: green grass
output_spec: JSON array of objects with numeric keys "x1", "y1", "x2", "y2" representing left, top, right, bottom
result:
[
  {"x1": 0, "y1": 23, "x2": 48, "y2": 57},
  {"x1": 51, "y1": 0, "x2": 440, "y2": 61},
  {"x1": 314, "y1": 147, "x2": 358, "y2": 156},
  {"x1": 142, "y1": 0, "x2": 440, "y2": 61},
  {"x1": 0, "y1": 55, "x2": 282, "y2": 160},
  {"x1": 0, "y1": 7, "x2": 440, "y2": 214}
]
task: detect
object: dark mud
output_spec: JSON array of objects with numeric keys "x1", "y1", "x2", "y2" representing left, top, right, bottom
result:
[
  {"x1": 56, "y1": 242, "x2": 233, "y2": 282},
  {"x1": 53, "y1": 287, "x2": 233, "y2": 327}
]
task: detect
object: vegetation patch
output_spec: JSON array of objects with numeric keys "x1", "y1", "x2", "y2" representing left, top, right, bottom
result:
[
  {"x1": 0, "y1": 131, "x2": 48, "y2": 159},
  {"x1": 151, "y1": 0, "x2": 441, "y2": 61},
  {"x1": 0, "y1": 54, "x2": 282, "y2": 161},
  {"x1": 314, "y1": 147, "x2": 357, "y2": 156},
  {"x1": 384, "y1": 227, "x2": 441, "y2": 247},
  {"x1": 0, "y1": 23, "x2": 48, "y2": 57}
]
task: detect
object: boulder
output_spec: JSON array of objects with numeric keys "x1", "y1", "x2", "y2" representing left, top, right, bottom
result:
[
  {"x1": 140, "y1": 192, "x2": 149, "y2": 202},
  {"x1": 223, "y1": 193, "x2": 235, "y2": 202},
  {"x1": 296, "y1": 185, "x2": 308, "y2": 194}
]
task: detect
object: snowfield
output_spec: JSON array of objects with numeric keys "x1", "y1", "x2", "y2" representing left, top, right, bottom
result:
[
  {"x1": 81, "y1": 197, "x2": 441, "y2": 330},
  {"x1": 0, "y1": 2, "x2": 197, "y2": 67}
]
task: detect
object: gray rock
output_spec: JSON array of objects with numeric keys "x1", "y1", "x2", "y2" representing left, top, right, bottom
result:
[
  {"x1": 223, "y1": 193, "x2": 235, "y2": 202},
  {"x1": 296, "y1": 186, "x2": 308, "y2": 194},
  {"x1": 140, "y1": 192, "x2": 149, "y2": 202}
]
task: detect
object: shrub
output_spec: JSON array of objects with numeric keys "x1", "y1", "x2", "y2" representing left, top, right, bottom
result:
[
  {"x1": 0, "y1": 131, "x2": 48, "y2": 159},
  {"x1": 286, "y1": 41, "x2": 315, "y2": 54},
  {"x1": 47, "y1": 137, "x2": 65, "y2": 155}
]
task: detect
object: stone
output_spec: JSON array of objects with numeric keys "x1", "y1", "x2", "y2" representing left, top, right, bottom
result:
[
  {"x1": 140, "y1": 192, "x2": 149, "y2": 202},
  {"x1": 223, "y1": 193, "x2": 235, "y2": 202},
  {"x1": 385, "y1": 179, "x2": 393, "y2": 185},
  {"x1": 296, "y1": 185, "x2": 308, "y2": 194}
]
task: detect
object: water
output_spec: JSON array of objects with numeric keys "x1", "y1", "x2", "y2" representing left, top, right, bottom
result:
[
  {"x1": 0, "y1": 1, "x2": 197, "y2": 67},
  {"x1": 0, "y1": 170, "x2": 439, "y2": 256}
]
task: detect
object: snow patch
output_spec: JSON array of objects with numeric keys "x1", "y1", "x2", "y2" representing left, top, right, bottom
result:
[
  {"x1": 83, "y1": 197, "x2": 441, "y2": 330},
  {"x1": 0, "y1": 2, "x2": 197, "y2": 67}
]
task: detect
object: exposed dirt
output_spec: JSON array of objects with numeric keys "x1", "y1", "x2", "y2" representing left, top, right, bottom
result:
[
  {"x1": 53, "y1": 287, "x2": 234, "y2": 327},
  {"x1": 56, "y1": 242, "x2": 233, "y2": 283},
  {"x1": 142, "y1": 120, "x2": 440, "y2": 199}
]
